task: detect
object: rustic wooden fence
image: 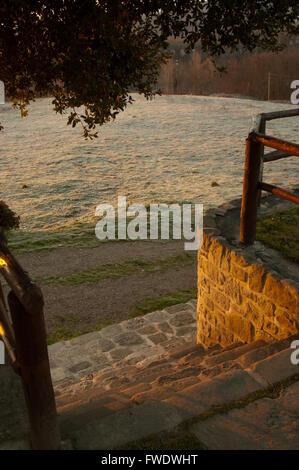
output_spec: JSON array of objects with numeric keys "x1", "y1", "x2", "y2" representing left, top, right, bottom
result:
[
  {"x1": 0, "y1": 231, "x2": 60, "y2": 449},
  {"x1": 240, "y1": 108, "x2": 299, "y2": 245}
]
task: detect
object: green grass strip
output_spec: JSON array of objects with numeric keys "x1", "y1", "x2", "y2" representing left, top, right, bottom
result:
[
  {"x1": 38, "y1": 253, "x2": 196, "y2": 286},
  {"x1": 131, "y1": 287, "x2": 197, "y2": 315},
  {"x1": 7, "y1": 206, "x2": 198, "y2": 254},
  {"x1": 47, "y1": 321, "x2": 116, "y2": 345},
  {"x1": 256, "y1": 207, "x2": 299, "y2": 263}
]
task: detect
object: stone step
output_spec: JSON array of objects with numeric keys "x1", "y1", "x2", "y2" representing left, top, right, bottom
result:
[
  {"x1": 199, "y1": 360, "x2": 242, "y2": 380},
  {"x1": 190, "y1": 380, "x2": 299, "y2": 450},
  {"x1": 56, "y1": 352, "x2": 204, "y2": 407},
  {"x1": 55, "y1": 343, "x2": 210, "y2": 410},
  {"x1": 55, "y1": 340, "x2": 256, "y2": 402},
  {"x1": 55, "y1": 335, "x2": 299, "y2": 450},
  {"x1": 249, "y1": 346, "x2": 299, "y2": 384},
  {"x1": 164, "y1": 368, "x2": 262, "y2": 419},
  {"x1": 55, "y1": 335, "x2": 298, "y2": 422},
  {"x1": 113, "y1": 338, "x2": 294, "y2": 402},
  {"x1": 203, "y1": 340, "x2": 267, "y2": 368},
  {"x1": 235, "y1": 334, "x2": 299, "y2": 369},
  {"x1": 64, "y1": 401, "x2": 184, "y2": 450}
]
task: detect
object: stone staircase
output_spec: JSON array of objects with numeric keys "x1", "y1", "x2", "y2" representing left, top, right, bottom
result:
[
  {"x1": 56, "y1": 333, "x2": 299, "y2": 449},
  {"x1": 1, "y1": 299, "x2": 298, "y2": 450}
]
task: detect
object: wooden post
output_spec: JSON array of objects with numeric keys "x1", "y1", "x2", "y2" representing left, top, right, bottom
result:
[
  {"x1": 8, "y1": 290, "x2": 60, "y2": 450},
  {"x1": 256, "y1": 119, "x2": 265, "y2": 207},
  {"x1": 0, "y1": 282, "x2": 16, "y2": 347},
  {"x1": 240, "y1": 135, "x2": 263, "y2": 245}
]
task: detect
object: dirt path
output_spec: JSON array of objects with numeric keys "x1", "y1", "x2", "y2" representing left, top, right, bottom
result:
[
  {"x1": 8, "y1": 240, "x2": 197, "y2": 340},
  {"x1": 16, "y1": 240, "x2": 187, "y2": 278}
]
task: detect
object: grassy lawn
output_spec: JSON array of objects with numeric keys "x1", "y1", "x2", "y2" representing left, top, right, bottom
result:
[
  {"x1": 6, "y1": 206, "x2": 197, "y2": 254},
  {"x1": 256, "y1": 207, "x2": 299, "y2": 263},
  {"x1": 6, "y1": 222, "x2": 123, "y2": 254}
]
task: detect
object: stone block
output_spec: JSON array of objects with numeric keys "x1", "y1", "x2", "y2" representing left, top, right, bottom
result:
[
  {"x1": 110, "y1": 348, "x2": 133, "y2": 361},
  {"x1": 97, "y1": 338, "x2": 115, "y2": 352},
  {"x1": 240, "y1": 285, "x2": 258, "y2": 303},
  {"x1": 219, "y1": 249, "x2": 231, "y2": 272},
  {"x1": 137, "y1": 324, "x2": 157, "y2": 335},
  {"x1": 245, "y1": 301, "x2": 264, "y2": 330},
  {"x1": 68, "y1": 361, "x2": 92, "y2": 374},
  {"x1": 275, "y1": 309, "x2": 298, "y2": 334},
  {"x1": 207, "y1": 239, "x2": 224, "y2": 267},
  {"x1": 114, "y1": 332, "x2": 144, "y2": 347},
  {"x1": 148, "y1": 332, "x2": 168, "y2": 345},
  {"x1": 175, "y1": 326, "x2": 196, "y2": 337},
  {"x1": 247, "y1": 264, "x2": 266, "y2": 293},
  {"x1": 224, "y1": 278, "x2": 242, "y2": 305},
  {"x1": 155, "y1": 322, "x2": 174, "y2": 335},
  {"x1": 169, "y1": 311, "x2": 196, "y2": 327},
  {"x1": 231, "y1": 263, "x2": 248, "y2": 282},
  {"x1": 263, "y1": 320, "x2": 279, "y2": 337},
  {"x1": 201, "y1": 232, "x2": 213, "y2": 252},
  {"x1": 255, "y1": 296, "x2": 276, "y2": 318},
  {"x1": 264, "y1": 276, "x2": 298, "y2": 314},
  {"x1": 226, "y1": 312, "x2": 255, "y2": 343},
  {"x1": 230, "y1": 250, "x2": 250, "y2": 267},
  {"x1": 211, "y1": 287, "x2": 231, "y2": 311}
]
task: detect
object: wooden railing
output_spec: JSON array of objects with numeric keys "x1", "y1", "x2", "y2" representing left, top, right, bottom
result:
[
  {"x1": 0, "y1": 230, "x2": 60, "y2": 449},
  {"x1": 240, "y1": 108, "x2": 299, "y2": 245}
]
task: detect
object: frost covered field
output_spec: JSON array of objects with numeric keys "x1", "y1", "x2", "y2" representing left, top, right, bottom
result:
[{"x1": 0, "y1": 94, "x2": 298, "y2": 230}]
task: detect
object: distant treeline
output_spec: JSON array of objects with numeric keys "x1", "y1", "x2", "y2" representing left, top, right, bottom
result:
[{"x1": 157, "y1": 39, "x2": 299, "y2": 101}]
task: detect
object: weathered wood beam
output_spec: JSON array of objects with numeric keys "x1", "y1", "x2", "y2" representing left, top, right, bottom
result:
[
  {"x1": 258, "y1": 108, "x2": 299, "y2": 121},
  {"x1": 240, "y1": 137, "x2": 263, "y2": 245},
  {"x1": 251, "y1": 132, "x2": 299, "y2": 157},
  {"x1": 0, "y1": 236, "x2": 43, "y2": 316},
  {"x1": 0, "y1": 230, "x2": 60, "y2": 449},
  {"x1": 259, "y1": 182, "x2": 299, "y2": 205},
  {"x1": 263, "y1": 149, "x2": 293, "y2": 162},
  {"x1": 8, "y1": 291, "x2": 60, "y2": 450}
]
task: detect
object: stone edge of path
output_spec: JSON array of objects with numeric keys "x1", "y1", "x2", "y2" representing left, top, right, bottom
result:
[{"x1": 48, "y1": 299, "x2": 198, "y2": 393}]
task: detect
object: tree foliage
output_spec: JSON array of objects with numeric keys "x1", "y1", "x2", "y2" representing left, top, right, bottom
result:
[
  {"x1": 0, "y1": 200, "x2": 20, "y2": 230},
  {"x1": 0, "y1": 0, "x2": 298, "y2": 137}
]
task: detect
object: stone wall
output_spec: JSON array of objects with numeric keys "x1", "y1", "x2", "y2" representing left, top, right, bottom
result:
[{"x1": 197, "y1": 193, "x2": 299, "y2": 348}]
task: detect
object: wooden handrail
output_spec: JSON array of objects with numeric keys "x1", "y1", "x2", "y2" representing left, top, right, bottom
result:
[
  {"x1": 0, "y1": 232, "x2": 60, "y2": 450},
  {"x1": 240, "y1": 109, "x2": 299, "y2": 245},
  {"x1": 259, "y1": 182, "x2": 299, "y2": 204},
  {"x1": 250, "y1": 108, "x2": 299, "y2": 133},
  {"x1": 257, "y1": 108, "x2": 299, "y2": 121},
  {"x1": 263, "y1": 149, "x2": 293, "y2": 162},
  {"x1": 251, "y1": 132, "x2": 299, "y2": 156}
]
